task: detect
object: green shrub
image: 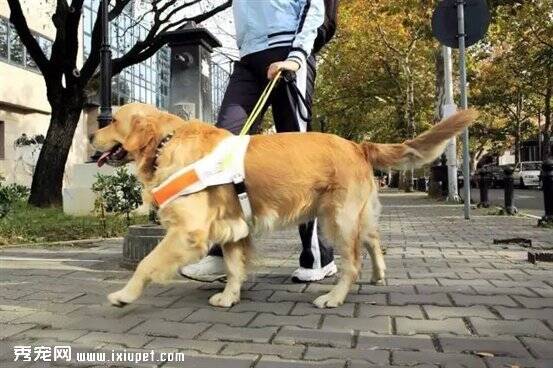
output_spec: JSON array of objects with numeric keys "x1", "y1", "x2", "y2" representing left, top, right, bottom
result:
[
  {"x1": 92, "y1": 167, "x2": 143, "y2": 226},
  {"x1": 0, "y1": 176, "x2": 30, "y2": 218},
  {"x1": 0, "y1": 203, "x2": 148, "y2": 245},
  {"x1": 14, "y1": 133, "x2": 45, "y2": 147}
]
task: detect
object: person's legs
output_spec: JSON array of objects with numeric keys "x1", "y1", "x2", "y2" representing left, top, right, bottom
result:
[
  {"x1": 271, "y1": 55, "x2": 337, "y2": 282},
  {"x1": 181, "y1": 49, "x2": 336, "y2": 283},
  {"x1": 215, "y1": 61, "x2": 267, "y2": 135},
  {"x1": 179, "y1": 61, "x2": 264, "y2": 282}
]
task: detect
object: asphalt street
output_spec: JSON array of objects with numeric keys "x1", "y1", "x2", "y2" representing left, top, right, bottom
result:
[{"x1": 469, "y1": 188, "x2": 545, "y2": 214}]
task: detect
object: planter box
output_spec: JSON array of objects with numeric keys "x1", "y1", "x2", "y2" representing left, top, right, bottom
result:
[{"x1": 121, "y1": 224, "x2": 166, "y2": 270}]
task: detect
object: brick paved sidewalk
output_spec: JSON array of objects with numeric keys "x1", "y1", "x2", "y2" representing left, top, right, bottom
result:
[{"x1": 1, "y1": 192, "x2": 552, "y2": 367}]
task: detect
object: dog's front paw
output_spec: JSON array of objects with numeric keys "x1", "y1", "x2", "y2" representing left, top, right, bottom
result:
[
  {"x1": 209, "y1": 292, "x2": 239, "y2": 308},
  {"x1": 370, "y1": 273, "x2": 385, "y2": 285},
  {"x1": 313, "y1": 293, "x2": 343, "y2": 308},
  {"x1": 370, "y1": 277, "x2": 385, "y2": 285},
  {"x1": 108, "y1": 288, "x2": 137, "y2": 307}
]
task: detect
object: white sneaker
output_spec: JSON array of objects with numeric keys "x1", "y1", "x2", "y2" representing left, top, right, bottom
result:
[
  {"x1": 291, "y1": 261, "x2": 338, "y2": 283},
  {"x1": 178, "y1": 255, "x2": 226, "y2": 282}
]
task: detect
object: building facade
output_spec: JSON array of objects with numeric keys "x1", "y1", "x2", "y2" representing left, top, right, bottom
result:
[
  {"x1": 0, "y1": 0, "x2": 171, "y2": 188},
  {"x1": 82, "y1": 0, "x2": 170, "y2": 110},
  {"x1": 0, "y1": 2, "x2": 58, "y2": 186}
]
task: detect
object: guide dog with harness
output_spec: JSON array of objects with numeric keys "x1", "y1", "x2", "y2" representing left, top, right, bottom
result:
[{"x1": 91, "y1": 102, "x2": 477, "y2": 308}]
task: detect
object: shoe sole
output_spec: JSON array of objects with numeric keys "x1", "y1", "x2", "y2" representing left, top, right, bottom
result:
[
  {"x1": 291, "y1": 262, "x2": 338, "y2": 283},
  {"x1": 178, "y1": 270, "x2": 226, "y2": 283}
]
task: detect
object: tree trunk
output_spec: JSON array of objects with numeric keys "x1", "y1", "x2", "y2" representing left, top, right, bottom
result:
[
  {"x1": 404, "y1": 169, "x2": 414, "y2": 192},
  {"x1": 403, "y1": 66, "x2": 415, "y2": 193},
  {"x1": 514, "y1": 118, "x2": 521, "y2": 164},
  {"x1": 511, "y1": 92, "x2": 523, "y2": 164},
  {"x1": 542, "y1": 78, "x2": 552, "y2": 160},
  {"x1": 28, "y1": 94, "x2": 83, "y2": 207},
  {"x1": 428, "y1": 48, "x2": 445, "y2": 198},
  {"x1": 471, "y1": 149, "x2": 484, "y2": 172}
]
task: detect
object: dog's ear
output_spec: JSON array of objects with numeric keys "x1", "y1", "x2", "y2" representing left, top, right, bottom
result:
[{"x1": 124, "y1": 114, "x2": 158, "y2": 156}]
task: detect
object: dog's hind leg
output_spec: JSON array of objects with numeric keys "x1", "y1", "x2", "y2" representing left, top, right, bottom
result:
[
  {"x1": 108, "y1": 227, "x2": 209, "y2": 307},
  {"x1": 313, "y1": 200, "x2": 363, "y2": 308},
  {"x1": 359, "y1": 193, "x2": 386, "y2": 285},
  {"x1": 209, "y1": 237, "x2": 251, "y2": 307},
  {"x1": 363, "y1": 230, "x2": 386, "y2": 285},
  {"x1": 313, "y1": 230, "x2": 361, "y2": 308}
]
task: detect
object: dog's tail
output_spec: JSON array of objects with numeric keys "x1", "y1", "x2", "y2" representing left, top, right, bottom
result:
[{"x1": 361, "y1": 109, "x2": 478, "y2": 170}]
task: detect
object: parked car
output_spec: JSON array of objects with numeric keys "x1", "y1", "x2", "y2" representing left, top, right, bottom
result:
[
  {"x1": 482, "y1": 165, "x2": 507, "y2": 188},
  {"x1": 457, "y1": 170, "x2": 477, "y2": 188},
  {"x1": 512, "y1": 161, "x2": 542, "y2": 188}
]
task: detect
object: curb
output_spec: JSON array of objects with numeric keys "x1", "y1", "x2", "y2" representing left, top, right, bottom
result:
[
  {"x1": 518, "y1": 212, "x2": 542, "y2": 220},
  {"x1": 488, "y1": 205, "x2": 542, "y2": 220},
  {"x1": 0, "y1": 237, "x2": 123, "y2": 249}
]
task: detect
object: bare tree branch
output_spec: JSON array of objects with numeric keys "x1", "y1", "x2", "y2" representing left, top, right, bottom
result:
[
  {"x1": 7, "y1": 0, "x2": 51, "y2": 76},
  {"x1": 376, "y1": 26, "x2": 402, "y2": 57},
  {"x1": 158, "y1": 0, "x2": 232, "y2": 34},
  {"x1": 64, "y1": 0, "x2": 85, "y2": 84},
  {"x1": 112, "y1": 0, "x2": 232, "y2": 76},
  {"x1": 49, "y1": 0, "x2": 69, "y2": 73},
  {"x1": 80, "y1": 0, "x2": 131, "y2": 83},
  {"x1": 159, "y1": 0, "x2": 203, "y2": 24}
]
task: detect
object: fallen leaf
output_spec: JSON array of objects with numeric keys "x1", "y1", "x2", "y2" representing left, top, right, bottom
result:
[{"x1": 473, "y1": 351, "x2": 495, "y2": 358}]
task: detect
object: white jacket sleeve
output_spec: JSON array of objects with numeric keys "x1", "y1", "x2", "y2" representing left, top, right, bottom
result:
[{"x1": 286, "y1": 0, "x2": 325, "y2": 69}]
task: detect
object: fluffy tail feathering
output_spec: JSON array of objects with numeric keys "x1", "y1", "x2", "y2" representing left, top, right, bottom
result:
[{"x1": 361, "y1": 109, "x2": 478, "y2": 169}]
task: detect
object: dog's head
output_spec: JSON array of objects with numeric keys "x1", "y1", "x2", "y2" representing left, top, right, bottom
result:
[{"x1": 91, "y1": 103, "x2": 175, "y2": 169}]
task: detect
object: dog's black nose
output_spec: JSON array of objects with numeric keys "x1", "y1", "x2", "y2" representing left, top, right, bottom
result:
[{"x1": 88, "y1": 133, "x2": 95, "y2": 142}]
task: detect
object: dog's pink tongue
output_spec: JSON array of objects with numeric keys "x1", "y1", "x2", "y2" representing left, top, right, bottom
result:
[{"x1": 97, "y1": 150, "x2": 112, "y2": 167}]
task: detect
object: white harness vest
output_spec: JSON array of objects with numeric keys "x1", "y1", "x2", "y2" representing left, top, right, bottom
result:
[{"x1": 151, "y1": 135, "x2": 252, "y2": 220}]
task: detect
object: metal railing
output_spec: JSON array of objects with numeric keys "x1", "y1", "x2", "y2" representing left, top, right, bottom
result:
[{"x1": 210, "y1": 61, "x2": 232, "y2": 123}]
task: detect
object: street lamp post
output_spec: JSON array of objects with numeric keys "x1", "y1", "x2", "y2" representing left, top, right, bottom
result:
[{"x1": 97, "y1": 0, "x2": 112, "y2": 128}]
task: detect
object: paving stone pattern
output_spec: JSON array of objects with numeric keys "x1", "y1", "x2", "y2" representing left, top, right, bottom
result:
[{"x1": 1, "y1": 192, "x2": 552, "y2": 367}]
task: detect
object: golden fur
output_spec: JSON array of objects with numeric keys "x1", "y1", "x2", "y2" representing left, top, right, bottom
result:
[{"x1": 92, "y1": 103, "x2": 477, "y2": 308}]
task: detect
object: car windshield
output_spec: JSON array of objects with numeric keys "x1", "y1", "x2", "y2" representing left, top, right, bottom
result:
[{"x1": 521, "y1": 162, "x2": 541, "y2": 171}]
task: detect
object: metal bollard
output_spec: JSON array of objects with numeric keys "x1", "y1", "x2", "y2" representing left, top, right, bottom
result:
[
  {"x1": 477, "y1": 169, "x2": 490, "y2": 208},
  {"x1": 538, "y1": 158, "x2": 553, "y2": 226},
  {"x1": 440, "y1": 155, "x2": 448, "y2": 196},
  {"x1": 417, "y1": 177, "x2": 424, "y2": 192},
  {"x1": 503, "y1": 166, "x2": 517, "y2": 215}
]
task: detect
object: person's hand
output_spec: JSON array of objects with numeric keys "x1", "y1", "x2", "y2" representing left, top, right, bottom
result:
[{"x1": 267, "y1": 60, "x2": 300, "y2": 80}]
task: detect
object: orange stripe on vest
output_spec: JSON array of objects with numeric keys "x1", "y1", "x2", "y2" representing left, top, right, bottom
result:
[{"x1": 152, "y1": 169, "x2": 200, "y2": 207}]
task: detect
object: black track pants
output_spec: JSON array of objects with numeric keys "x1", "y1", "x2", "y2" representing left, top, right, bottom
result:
[{"x1": 208, "y1": 47, "x2": 334, "y2": 269}]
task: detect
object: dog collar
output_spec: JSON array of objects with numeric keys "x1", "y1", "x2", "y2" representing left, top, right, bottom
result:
[{"x1": 154, "y1": 132, "x2": 174, "y2": 170}]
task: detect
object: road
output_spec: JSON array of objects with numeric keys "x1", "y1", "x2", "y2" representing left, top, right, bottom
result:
[{"x1": 467, "y1": 188, "x2": 544, "y2": 214}]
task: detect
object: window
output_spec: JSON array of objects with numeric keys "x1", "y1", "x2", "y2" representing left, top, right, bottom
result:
[
  {"x1": 0, "y1": 121, "x2": 4, "y2": 160},
  {"x1": 25, "y1": 35, "x2": 38, "y2": 70},
  {"x1": 80, "y1": 1, "x2": 170, "y2": 109},
  {"x1": 0, "y1": 20, "x2": 7, "y2": 59},
  {"x1": 0, "y1": 16, "x2": 52, "y2": 73},
  {"x1": 9, "y1": 24, "x2": 24, "y2": 65},
  {"x1": 83, "y1": 33, "x2": 91, "y2": 57},
  {"x1": 38, "y1": 36, "x2": 52, "y2": 59}
]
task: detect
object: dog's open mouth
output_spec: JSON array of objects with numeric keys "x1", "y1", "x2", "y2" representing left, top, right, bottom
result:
[{"x1": 97, "y1": 144, "x2": 128, "y2": 167}]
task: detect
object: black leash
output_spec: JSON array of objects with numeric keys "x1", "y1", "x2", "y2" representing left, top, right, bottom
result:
[{"x1": 282, "y1": 70, "x2": 312, "y2": 124}]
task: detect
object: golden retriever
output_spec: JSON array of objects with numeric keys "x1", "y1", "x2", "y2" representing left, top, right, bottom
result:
[{"x1": 91, "y1": 103, "x2": 476, "y2": 308}]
